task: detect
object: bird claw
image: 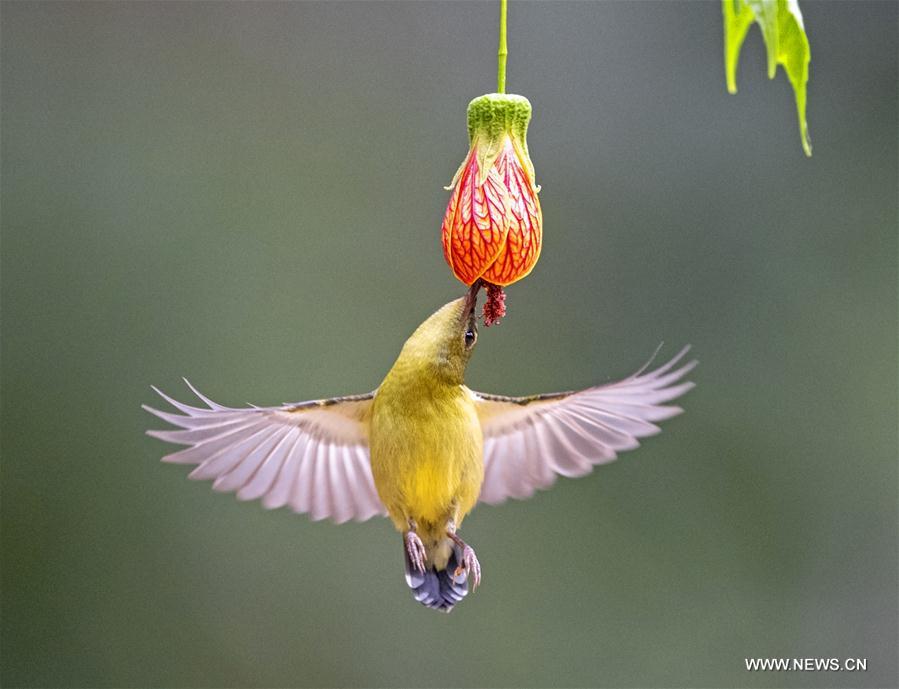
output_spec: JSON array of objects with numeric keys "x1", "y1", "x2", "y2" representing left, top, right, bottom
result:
[
  {"x1": 404, "y1": 531, "x2": 427, "y2": 574},
  {"x1": 454, "y1": 544, "x2": 481, "y2": 590}
]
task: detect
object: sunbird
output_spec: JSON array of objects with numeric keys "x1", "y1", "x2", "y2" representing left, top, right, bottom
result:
[{"x1": 145, "y1": 288, "x2": 695, "y2": 612}]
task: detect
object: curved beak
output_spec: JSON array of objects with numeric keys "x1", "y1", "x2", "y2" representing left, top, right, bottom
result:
[{"x1": 463, "y1": 279, "x2": 483, "y2": 320}]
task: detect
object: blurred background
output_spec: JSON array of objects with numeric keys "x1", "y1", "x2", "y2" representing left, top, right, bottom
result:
[{"x1": 2, "y1": 2, "x2": 896, "y2": 687}]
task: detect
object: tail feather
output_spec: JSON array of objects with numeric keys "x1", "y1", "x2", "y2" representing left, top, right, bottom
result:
[{"x1": 405, "y1": 544, "x2": 469, "y2": 612}]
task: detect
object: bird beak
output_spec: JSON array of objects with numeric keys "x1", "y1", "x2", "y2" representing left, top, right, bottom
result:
[{"x1": 463, "y1": 279, "x2": 482, "y2": 320}]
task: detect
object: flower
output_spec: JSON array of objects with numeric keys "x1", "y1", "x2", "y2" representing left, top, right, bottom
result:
[
  {"x1": 481, "y1": 283, "x2": 507, "y2": 327},
  {"x1": 441, "y1": 94, "x2": 542, "y2": 297}
]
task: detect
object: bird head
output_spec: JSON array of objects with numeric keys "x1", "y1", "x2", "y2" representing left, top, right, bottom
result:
[{"x1": 395, "y1": 286, "x2": 480, "y2": 386}]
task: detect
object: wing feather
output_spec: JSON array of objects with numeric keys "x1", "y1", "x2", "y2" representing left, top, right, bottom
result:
[
  {"x1": 339, "y1": 445, "x2": 373, "y2": 522},
  {"x1": 165, "y1": 421, "x2": 273, "y2": 466},
  {"x1": 474, "y1": 347, "x2": 696, "y2": 505},
  {"x1": 190, "y1": 424, "x2": 283, "y2": 481},
  {"x1": 289, "y1": 440, "x2": 317, "y2": 514},
  {"x1": 146, "y1": 417, "x2": 256, "y2": 446},
  {"x1": 237, "y1": 427, "x2": 301, "y2": 502},
  {"x1": 262, "y1": 434, "x2": 306, "y2": 510},
  {"x1": 352, "y1": 446, "x2": 384, "y2": 519},
  {"x1": 312, "y1": 442, "x2": 335, "y2": 522},
  {"x1": 326, "y1": 443, "x2": 352, "y2": 524},
  {"x1": 213, "y1": 425, "x2": 288, "y2": 494},
  {"x1": 144, "y1": 383, "x2": 386, "y2": 522}
]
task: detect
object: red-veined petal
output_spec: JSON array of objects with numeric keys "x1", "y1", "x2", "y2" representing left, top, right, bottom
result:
[
  {"x1": 441, "y1": 147, "x2": 511, "y2": 286},
  {"x1": 480, "y1": 140, "x2": 542, "y2": 286}
]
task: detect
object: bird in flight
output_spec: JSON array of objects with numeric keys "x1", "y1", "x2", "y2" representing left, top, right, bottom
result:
[{"x1": 145, "y1": 289, "x2": 695, "y2": 612}]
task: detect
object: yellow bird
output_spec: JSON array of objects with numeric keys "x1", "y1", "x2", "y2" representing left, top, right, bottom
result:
[{"x1": 145, "y1": 289, "x2": 695, "y2": 612}]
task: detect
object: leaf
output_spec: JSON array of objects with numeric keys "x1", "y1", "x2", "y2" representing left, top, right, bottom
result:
[{"x1": 722, "y1": 0, "x2": 812, "y2": 156}]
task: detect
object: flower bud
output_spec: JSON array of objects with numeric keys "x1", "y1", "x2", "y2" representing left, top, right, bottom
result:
[{"x1": 441, "y1": 94, "x2": 542, "y2": 288}]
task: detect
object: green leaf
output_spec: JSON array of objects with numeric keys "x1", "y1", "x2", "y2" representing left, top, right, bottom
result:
[{"x1": 722, "y1": 0, "x2": 812, "y2": 156}]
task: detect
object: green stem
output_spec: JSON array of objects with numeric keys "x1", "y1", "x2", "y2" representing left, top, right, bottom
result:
[{"x1": 497, "y1": 0, "x2": 508, "y2": 93}]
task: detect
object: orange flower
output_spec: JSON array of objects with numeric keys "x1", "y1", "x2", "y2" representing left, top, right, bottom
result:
[{"x1": 441, "y1": 94, "x2": 542, "y2": 291}]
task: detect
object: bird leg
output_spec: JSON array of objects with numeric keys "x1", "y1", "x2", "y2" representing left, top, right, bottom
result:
[
  {"x1": 404, "y1": 520, "x2": 427, "y2": 574},
  {"x1": 446, "y1": 527, "x2": 481, "y2": 589}
]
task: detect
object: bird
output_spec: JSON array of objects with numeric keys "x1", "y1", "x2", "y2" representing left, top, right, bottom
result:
[{"x1": 144, "y1": 286, "x2": 696, "y2": 612}]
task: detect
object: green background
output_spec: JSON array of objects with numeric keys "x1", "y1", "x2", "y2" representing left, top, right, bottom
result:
[{"x1": 2, "y1": 2, "x2": 896, "y2": 687}]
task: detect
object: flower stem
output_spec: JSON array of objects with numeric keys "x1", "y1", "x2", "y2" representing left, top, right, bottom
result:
[{"x1": 497, "y1": 0, "x2": 508, "y2": 94}]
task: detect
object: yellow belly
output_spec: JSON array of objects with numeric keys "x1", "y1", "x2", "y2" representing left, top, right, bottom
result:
[{"x1": 369, "y1": 384, "x2": 483, "y2": 542}]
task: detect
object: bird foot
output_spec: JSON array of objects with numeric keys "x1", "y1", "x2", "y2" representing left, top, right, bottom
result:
[
  {"x1": 404, "y1": 531, "x2": 427, "y2": 574},
  {"x1": 448, "y1": 533, "x2": 481, "y2": 589}
]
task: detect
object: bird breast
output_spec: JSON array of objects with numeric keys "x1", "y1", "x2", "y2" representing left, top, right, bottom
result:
[{"x1": 369, "y1": 384, "x2": 484, "y2": 532}]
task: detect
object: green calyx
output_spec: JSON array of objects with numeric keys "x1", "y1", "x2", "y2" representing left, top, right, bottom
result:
[
  {"x1": 466, "y1": 93, "x2": 534, "y2": 183},
  {"x1": 467, "y1": 93, "x2": 531, "y2": 144}
]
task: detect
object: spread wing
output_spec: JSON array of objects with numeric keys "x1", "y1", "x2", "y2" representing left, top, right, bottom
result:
[
  {"x1": 144, "y1": 382, "x2": 386, "y2": 523},
  {"x1": 473, "y1": 347, "x2": 697, "y2": 505}
]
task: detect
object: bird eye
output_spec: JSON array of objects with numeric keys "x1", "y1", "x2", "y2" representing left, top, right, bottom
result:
[{"x1": 464, "y1": 328, "x2": 477, "y2": 348}]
